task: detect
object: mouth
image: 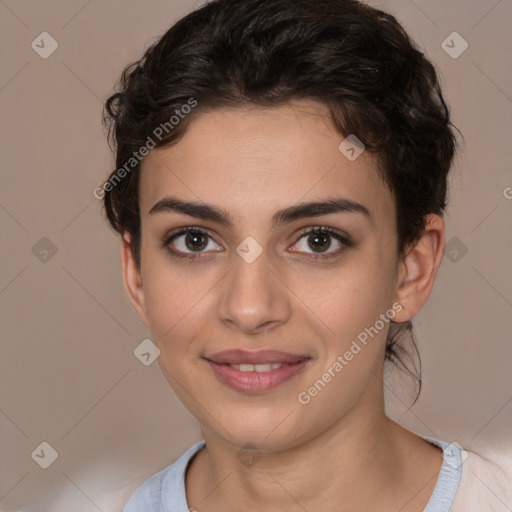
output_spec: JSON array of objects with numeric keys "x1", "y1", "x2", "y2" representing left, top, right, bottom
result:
[{"x1": 204, "y1": 349, "x2": 311, "y2": 393}]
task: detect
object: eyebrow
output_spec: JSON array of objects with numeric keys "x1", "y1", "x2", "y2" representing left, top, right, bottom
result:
[{"x1": 148, "y1": 196, "x2": 371, "y2": 228}]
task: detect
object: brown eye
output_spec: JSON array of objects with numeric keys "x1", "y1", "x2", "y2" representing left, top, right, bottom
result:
[
  {"x1": 290, "y1": 227, "x2": 352, "y2": 259},
  {"x1": 307, "y1": 231, "x2": 332, "y2": 252},
  {"x1": 163, "y1": 227, "x2": 223, "y2": 259},
  {"x1": 183, "y1": 231, "x2": 208, "y2": 251}
]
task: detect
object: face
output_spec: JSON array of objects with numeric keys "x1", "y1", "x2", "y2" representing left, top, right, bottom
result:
[{"x1": 127, "y1": 101, "x2": 408, "y2": 451}]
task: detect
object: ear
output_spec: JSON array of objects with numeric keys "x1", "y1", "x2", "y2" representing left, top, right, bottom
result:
[
  {"x1": 120, "y1": 234, "x2": 149, "y2": 327},
  {"x1": 392, "y1": 214, "x2": 445, "y2": 322}
]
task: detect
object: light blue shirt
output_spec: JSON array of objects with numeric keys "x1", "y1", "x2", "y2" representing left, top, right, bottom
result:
[{"x1": 123, "y1": 437, "x2": 462, "y2": 511}]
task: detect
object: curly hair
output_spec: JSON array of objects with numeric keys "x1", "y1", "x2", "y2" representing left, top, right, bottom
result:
[{"x1": 101, "y1": 0, "x2": 459, "y2": 398}]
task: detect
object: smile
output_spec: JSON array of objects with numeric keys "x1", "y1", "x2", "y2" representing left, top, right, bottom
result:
[{"x1": 204, "y1": 350, "x2": 311, "y2": 393}]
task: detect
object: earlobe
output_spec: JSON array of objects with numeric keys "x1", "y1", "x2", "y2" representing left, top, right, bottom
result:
[
  {"x1": 120, "y1": 234, "x2": 150, "y2": 327},
  {"x1": 392, "y1": 214, "x2": 445, "y2": 322}
]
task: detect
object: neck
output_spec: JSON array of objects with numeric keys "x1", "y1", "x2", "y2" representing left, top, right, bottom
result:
[{"x1": 185, "y1": 383, "x2": 442, "y2": 512}]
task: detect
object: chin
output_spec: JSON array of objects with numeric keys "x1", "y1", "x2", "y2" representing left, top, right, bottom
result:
[{"x1": 205, "y1": 406, "x2": 308, "y2": 452}]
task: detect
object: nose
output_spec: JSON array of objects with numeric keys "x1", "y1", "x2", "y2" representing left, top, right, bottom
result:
[{"x1": 216, "y1": 251, "x2": 292, "y2": 335}]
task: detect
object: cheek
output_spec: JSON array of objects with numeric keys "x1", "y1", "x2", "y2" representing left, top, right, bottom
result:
[
  {"x1": 140, "y1": 251, "x2": 217, "y2": 361},
  {"x1": 140, "y1": 250, "x2": 186, "y2": 334},
  {"x1": 291, "y1": 251, "x2": 396, "y2": 346},
  {"x1": 292, "y1": 268, "x2": 394, "y2": 417}
]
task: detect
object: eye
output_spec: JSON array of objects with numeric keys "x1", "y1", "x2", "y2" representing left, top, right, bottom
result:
[
  {"x1": 163, "y1": 227, "x2": 222, "y2": 260},
  {"x1": 289, "y1": 226, "x2": 352, "y2": 259}
]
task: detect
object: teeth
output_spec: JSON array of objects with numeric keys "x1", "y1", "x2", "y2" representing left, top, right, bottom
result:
[{"x1": 229, "y1": 363, "x2": 284, "y2": 372}]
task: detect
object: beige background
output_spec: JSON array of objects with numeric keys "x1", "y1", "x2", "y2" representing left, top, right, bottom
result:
[{"x1": 0, "y1": 0, "x2": 511, "y2": 510}]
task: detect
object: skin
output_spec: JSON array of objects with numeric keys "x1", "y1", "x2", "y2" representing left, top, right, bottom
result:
[{"x1": 121, "y1": 100, "x2": 446, "y2": 511}]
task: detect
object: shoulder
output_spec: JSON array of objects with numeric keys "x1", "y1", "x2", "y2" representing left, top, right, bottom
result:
[
  {"x1": 122, "y1": 441, "x2": 206, "y2": 512},
  {"x1": 422, "y1": 437, "x2": 511, "y2": 511},
  {"x1": 421, "y1": 437, "x2": 463, "y2": 511},
  {"x1": 450, "y1": 442, "x2": 512, "y2": 511}
]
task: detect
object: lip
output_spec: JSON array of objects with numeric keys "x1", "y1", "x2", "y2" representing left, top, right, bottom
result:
[{"x1": 204, "y1": 350, "x2": 311, "y2": 393}]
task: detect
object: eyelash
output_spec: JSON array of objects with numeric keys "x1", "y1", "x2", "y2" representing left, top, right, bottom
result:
[
  {"x1": 292, "y1": 226, "x2": 352, "y2": 260},
  {"x1": 162, "y1": 226, "x2": 352, "y2": 262}
]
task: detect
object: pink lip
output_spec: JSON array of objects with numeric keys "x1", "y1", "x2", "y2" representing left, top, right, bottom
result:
[{"x1": 204, "y1": 350, "x2": 311, "y2": 393}]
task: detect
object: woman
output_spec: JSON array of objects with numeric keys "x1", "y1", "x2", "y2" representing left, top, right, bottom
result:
[{"x1": 100, "y1": 0, "x2": 498, "y2": 510}]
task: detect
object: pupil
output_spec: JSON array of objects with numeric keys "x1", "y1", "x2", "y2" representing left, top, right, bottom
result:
[
  {"x1": 186, "y1": 232, "x2": 207, "y2": 251},
  {"x1": 309, "y1": 232, "x2": 330, "y2": 252}
]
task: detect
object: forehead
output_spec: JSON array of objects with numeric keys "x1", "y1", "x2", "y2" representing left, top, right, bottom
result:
[{"x1": 139, "y1": 101, "x2": 394, "y2": 226}]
